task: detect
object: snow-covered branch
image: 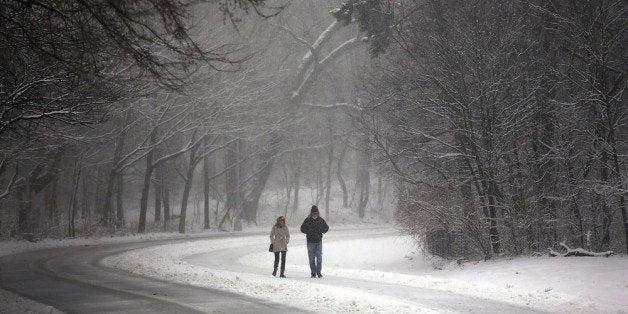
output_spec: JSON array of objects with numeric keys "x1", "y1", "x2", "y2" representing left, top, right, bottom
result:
[
  {"x1": 0, "y1": 163, "x2": 18, "y2": 200},
  {"x1": 291, "y1": 36, "x2": 367, "y2": 105},
  {"x1": 271, "y1": 23, "x2": 313, "y2": 51},
  {"x1": 302, "y1": 102, "x2": 362, "y2": 111}
]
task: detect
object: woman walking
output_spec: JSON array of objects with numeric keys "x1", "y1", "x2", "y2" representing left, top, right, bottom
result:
[{"x1": 270, "y1": 216, "x2": 290, "y2": 277}]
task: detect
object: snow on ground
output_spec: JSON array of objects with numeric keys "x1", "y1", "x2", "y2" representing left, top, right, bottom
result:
[
  {"x1": 103, "y1": 225, "x2": 627, "y2": 313},
  {"x1": 427, "y1": 255, "x2": 628, "y2": 313},
  {"x1": 104, "y1": 227, "x2": 432, "y2": 313},
  {"x1": 2, "y1": 225, "x2": 627, "y2": 313}
]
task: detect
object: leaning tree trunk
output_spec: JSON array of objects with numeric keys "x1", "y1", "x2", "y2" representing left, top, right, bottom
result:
[
  {"x1": 243, "y1": 155, "x2": 275, "y2": 223},
  {"x1": 242, "y1": 137, "x2": 281, "y2": 224}
]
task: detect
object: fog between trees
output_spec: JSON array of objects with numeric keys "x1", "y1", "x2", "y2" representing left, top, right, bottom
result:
[{"x1": 0, "y1": 0, "x2": 626, "y2": 260}]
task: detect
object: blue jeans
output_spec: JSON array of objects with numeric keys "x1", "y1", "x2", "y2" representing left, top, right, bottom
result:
[{"x1": 307, "y1": 242, "x2": 322, "y2": 274}]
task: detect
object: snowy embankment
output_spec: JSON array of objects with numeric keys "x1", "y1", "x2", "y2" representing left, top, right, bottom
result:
[{"x1": 1, "y1": 226, "x2": 627, "y2": 313}]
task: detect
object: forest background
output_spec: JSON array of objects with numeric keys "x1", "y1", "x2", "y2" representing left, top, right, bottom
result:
[{"x1": 0, "y1": 0, "x2": 626, "y2": 260}]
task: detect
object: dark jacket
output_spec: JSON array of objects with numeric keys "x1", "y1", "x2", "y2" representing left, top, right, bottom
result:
[{"x1": 300, "y1": 216, "x2": 329, "y2": 243}]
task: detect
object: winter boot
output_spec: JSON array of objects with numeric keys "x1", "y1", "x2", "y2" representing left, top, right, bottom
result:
[
  {"x1": 317, "y1": 272, "x2": 322, "y2": 278},
  {"x1": 272, "y1": 268, "x2": 277, "y2": 276}
]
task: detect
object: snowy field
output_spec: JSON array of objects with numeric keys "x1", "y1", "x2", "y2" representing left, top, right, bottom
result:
[{"x1": 1, "y1": 225, "x2": 627, "y2": 313}]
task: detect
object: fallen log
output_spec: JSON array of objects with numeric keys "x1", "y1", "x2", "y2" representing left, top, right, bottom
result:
[{"x1": 545, "y1": 242, "x2": 614, "y2": 257}]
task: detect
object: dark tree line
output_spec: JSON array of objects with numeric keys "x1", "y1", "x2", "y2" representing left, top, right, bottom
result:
[{"x1": 361, "y1": 0, "x2": 627, "y2": 258}]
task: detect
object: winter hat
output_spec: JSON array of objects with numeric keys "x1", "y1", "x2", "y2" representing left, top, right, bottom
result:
[{"x1": 310, "y1": 205, "x2": 319, "y2": 213}]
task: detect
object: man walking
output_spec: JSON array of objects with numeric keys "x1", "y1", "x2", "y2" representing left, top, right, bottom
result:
[{"x1": 300, "y1": 205, "x2": 329, "y2": 278}]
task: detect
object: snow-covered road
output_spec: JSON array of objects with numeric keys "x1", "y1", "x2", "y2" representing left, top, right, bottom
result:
[
  {"x1": 184, "y1": 228, "x2": 537, "y2": 313},
  {"x1": 104, "y1": 227, "x2": 544, "y2": 313},
  {"x1": 2, "y1": 225, "x2": 625, "y2": 313}
]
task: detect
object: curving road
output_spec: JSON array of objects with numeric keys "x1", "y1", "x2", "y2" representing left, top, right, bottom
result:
[
  {"x1": 0, "y1": 233, "x2": 306, "y2": 313},
  {"x1": 0, "y1": 229, "x2": 540, "y2": 313},
  {"x1": 184, "y1": 229, "x2": 540, "y2": 313}
]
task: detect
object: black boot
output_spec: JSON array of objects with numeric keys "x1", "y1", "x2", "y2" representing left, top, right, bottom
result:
[
  {"x1": 317, "y1": 272, "x2": 322, "y2": 278},
  {"x1": 272, "y1": 268, "x2": 277, "y2": 276},
  {"x1": 280, "y1": 272, "x2": 285, "y2": 278}
]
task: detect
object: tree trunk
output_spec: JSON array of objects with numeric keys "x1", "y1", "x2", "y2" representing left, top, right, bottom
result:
[
  {"x1": 179, "y1": 142, "x2": 200, "y2": 234},
  {"x1": 324, "y1": 144, "x2": 334, "y2": 219},
  {"x1": 138, "y1": 148, "x2": 155, "y2": 234},
  {"x1": 17, "y1": 149, "x2": 64, "y2": 236},
  {"x1": 610, "y1": 132, "x2": 628, "y2": 252},
  {"x1": 283, "y1": 167, "x2": 292, "y2": 216},
  {"x1": 377, "y1": 173, "x2": 384, "y2": 211},
  {"x1": 241, "y1": 136, "x2": 281, "y2": 224},
  {"x1": 68, "y1": 159, "x2": 81, "y2": 238},
  {"x1": 138, "y1": 125, "x2": 159, "y2": 234},
  {"x1": 566, "y1": 148, "x2": 585, "y2": 247},
  {"x1": 115, "y1": 172, "x2": 125, "y2": 228},
  {"x1": 242, "y1": 155, "x2": 275, "y2": 224},
  {"x1": 234, "y1": 139, "x2": 243, "y2": 231},
  {"x1": 162, "y1": 169, "x2": 171, "y2": 230},
  {"x1": 598, "y1": 149, "x2": 612, "y2": 250},
  {"x1": 336, "y1": 141, "x2": 348, "y2": 208},
  {"x1": 357, "y1": 170, "x2": 370, "y2": 218},
  {"x1": 45, "y1": 179, "x2": 58, "y2": 227},
  {"x1": 102, "y1": 130, "x2": 126, "y2": 226},
  {"x1": 154, "y1": 167, "x2": 162, "y2": 223},
  {"x1": 18, "y1": 177, "x2": 34, "y2": 236},
  {"x1": 292, "y1": 151, "x2": 302, "y2": 213},
  {"x1": 222, "y1": 140, "x2": 239, "y2": 230},
  {"x1": 101, "y1": 171, "x2": 116, "y2": 226},
  {"x1": 357, "y1": 136, "x2": 370, "y2": 218},
  {"x1": 486, "y1": 186, "x2": 501, "y2": 254},
  {"x1": 203, "y1": 153, "x2": 212, "y2": 229}
]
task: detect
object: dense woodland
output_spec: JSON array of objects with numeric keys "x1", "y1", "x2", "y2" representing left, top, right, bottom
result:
[
  {"x1": 0, "y1": 0, "x2": 626, "y2": 260},
  {"x1": 360, "y1": 0, "x2": 627, "y2": 258}
]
